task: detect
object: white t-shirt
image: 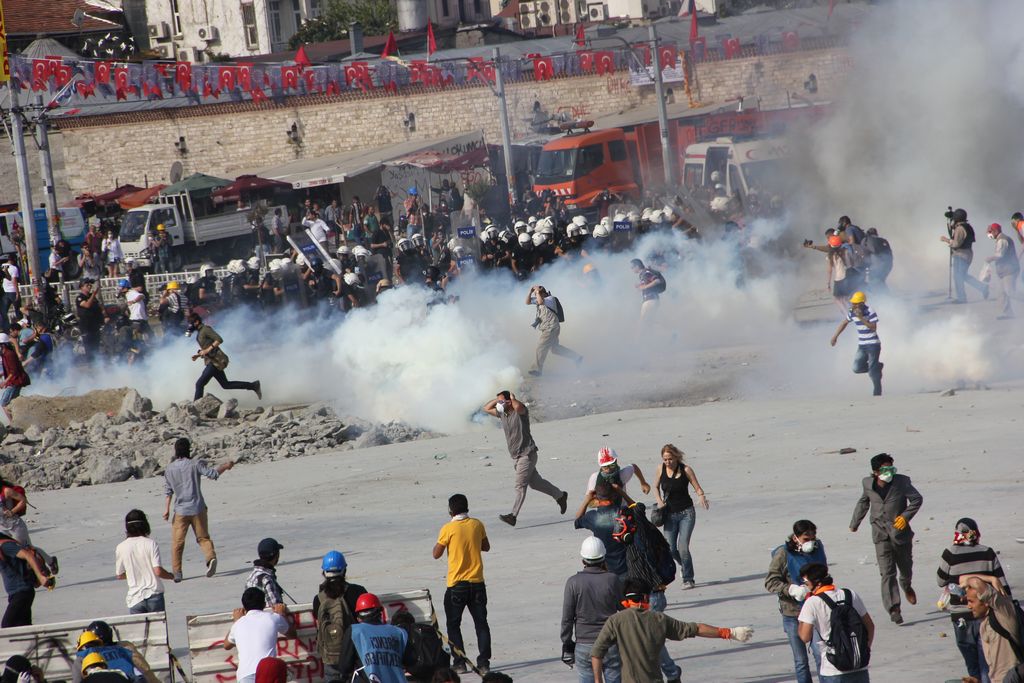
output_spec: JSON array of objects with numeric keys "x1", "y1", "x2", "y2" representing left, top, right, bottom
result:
[
  {"x1": 2, "y1": 264, "x2": 19, "y2": 293},
  {"x1": 114, "y1": 536, "x2": 164, "y2": 607},
  {"x1": 126, "y1": 289, "x2": 146, "y2": 321},
  {"x1": 303, "y1": 218, "x2": 328, "y2": 243},
  {"x1": 228, "y1": 610, "x2": 290, "y2": 680},
  {"x1": 797, "y1": 587, "x2": 869, "y2": 677},
  {"x1": 586, "y1": 464, "x2": 635, "y2": 493}
]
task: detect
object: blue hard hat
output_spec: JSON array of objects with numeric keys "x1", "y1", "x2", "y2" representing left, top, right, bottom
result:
[
  {"x1": 408, "y1": 187, "x2": 418, "y2": 196},
  {"x1": 118, "y1": 278, "x2": 130, "y2": 288},
  {"x1": 321, "y1": 550, "x2": 347, "y2": 574}
]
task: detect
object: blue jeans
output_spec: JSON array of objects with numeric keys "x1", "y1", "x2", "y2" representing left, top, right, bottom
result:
[
  {"x1": 575, "y1": 641, "x2": 621, "y2": 683},
  {"x1": 953, "y1": 616, "x2": 990, "y2": 682},
  {"x1": 783, "y1": 615, "x2": 822, "y2": 683},
  {"x1": 852, "y1": 344, "x2": 882, "y2": 396},
  {"x1": 129, "y1": 593, "x2": 166, "y2": 614},
  {"x1": 820, "y1": 670, "x2": 870, "y2": 683},
  {"x1": 649, "y1": 591, "x2": 681, "y2": 680},
  {"x1": 444, "y1": 581, "x2": 491, "y2": 668},
  {"x1": 952, "y1": 253, "x2": 987, "y2": 302},
  {"x1": 663, "y1": 507, "x2": 696, "y2": 582}
]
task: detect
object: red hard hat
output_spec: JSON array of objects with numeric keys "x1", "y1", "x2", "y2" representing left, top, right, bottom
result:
[
  {"x1": 827, "y1": 235, "x2": 843, "y2": 247},
  {"x1": 355, "y1": 593, "x2": 382, "y2": 613},
  {"x1": 988, "y1": 222, "x2": 1002, "y2": 235}
]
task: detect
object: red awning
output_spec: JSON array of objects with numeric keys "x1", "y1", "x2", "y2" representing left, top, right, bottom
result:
[
  {"x1": 92, "y1": 184, "x2": 143, "y2": 205},
  {"x1": 211, "y1": 175, "x2": 293, "y2": 202},
  {"x1": 386, "y1": 145, "x2": 489, "y2": 174},
  {"x1": 118, "y1": 185, "x2": 166, "y2": 210}
]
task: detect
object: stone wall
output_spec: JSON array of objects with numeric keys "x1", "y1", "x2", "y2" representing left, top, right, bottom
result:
[{"x1": 48, "y1": 45, "x2": 850, "y2": 198}]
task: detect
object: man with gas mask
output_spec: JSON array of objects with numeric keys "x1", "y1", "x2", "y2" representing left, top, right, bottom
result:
[
  {"x1": 850, "y1": 453, "x2": 923, "y2": 625},
  {"x1": 188, "y1": 311, "x2": 262, "y2": 402}
]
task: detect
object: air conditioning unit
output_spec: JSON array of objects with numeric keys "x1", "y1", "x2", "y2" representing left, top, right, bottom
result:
[
  {"x1": 557, "y1": 0, "x2": 577, "y2": 23},
  {"x1": 519, "y1": 1, "x2": 536, "y2": 27},
  {"x1": 147, "y1": 22, "x2": 171, "y2": 40},
  {"x1": 178, "y1": 49, "x2": 190, "y2": 61},
  {"x1": 154, "y1": 45, "x2": 172, "y2": 58},
  {"x1": 587, "y1": 2, "x2": 607, "y2": 19},
  {"x1": 197, "y1": 26, "x2": 220, "y2": 42},
  {"x1": 536, "y1": 0, "x2": 553, "y2": 24}
]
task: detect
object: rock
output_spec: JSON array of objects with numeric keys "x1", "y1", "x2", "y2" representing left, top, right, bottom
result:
[
  {"x1": 0, "y1": 424, "x2": 7, "y2": 441},
  {"x1": 119, "y1": 389, "x2": 153, "y2": 418},
  {"x1": 86, "y1": 455, "x2": 135, "y2": 485},
  {"x1": 23, "y1": 425, "x2": 44, "y2": 443},
  {"x1": 164, "y1": 405, "x2": 198, "y2": 427},
  {"x1": 217, "y1": 399, "x2": 239, "y2": 420},
  {"x1": 940, "y1": 389, "x2": 956, "y2": 397},
  {"x1": 354, "y1": 426, "x2": 389, "y2": 449},
  {"x1": 134, "y1": 456, "x2": 162, "y2": 479},
  {"x1": 192, "y1": 394, "x2": 223, "y2": 418},
  {"x1": 86, "y1": 412, "x2": 111, "y2": 428}
]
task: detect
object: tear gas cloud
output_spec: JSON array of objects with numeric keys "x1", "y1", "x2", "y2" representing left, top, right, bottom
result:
[{"x1": 32, "y1": 0, "x2": 1024, "y2": 427}]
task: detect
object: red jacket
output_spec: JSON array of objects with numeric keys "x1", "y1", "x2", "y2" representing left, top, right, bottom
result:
[{"x1": 1, "y1": 346, "x2": 30, "y2": 388}]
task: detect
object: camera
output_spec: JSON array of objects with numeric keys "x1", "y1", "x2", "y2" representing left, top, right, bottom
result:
[{"x1": 803, "y1": 239, "x2": 813, "y2": 247}]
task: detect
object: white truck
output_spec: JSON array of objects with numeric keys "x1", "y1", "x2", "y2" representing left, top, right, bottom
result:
[
  {"x1": 120, "y1": 192, "x2": 285, "y2": 269},
  {"x1": 682, "y1": 136, "x2": 791, "y2": 210}
]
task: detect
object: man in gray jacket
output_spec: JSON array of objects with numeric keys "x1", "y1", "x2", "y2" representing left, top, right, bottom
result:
[
  {"x1": 850, "y1": 453, "x2": 923, "y2": 624},
  {"x1": 561, "y1": 537, "x2": 623, "y2": 683}
]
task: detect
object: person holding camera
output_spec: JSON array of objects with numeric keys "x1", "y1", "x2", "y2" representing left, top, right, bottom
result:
[
  {"x1": 829, "y1": 291, "x2": 883, "y2": 396},
  {"x1": 526, "y1": 285, "x2": 581, "y2": 378},
  {"x1": 941, "y1": 208, "x2": 988, "y2": 303}
]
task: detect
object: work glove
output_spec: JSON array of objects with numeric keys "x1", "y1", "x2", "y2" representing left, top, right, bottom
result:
[
  {"x1": 729, "y1": 627, "x2": 754, "y2": 643},
  {"x1": 893, "y1": 515, "x2": 908, "y2": 531},
  {"x1": 561, "y1": 641, "x2": 575, "y2": 668},
  {"x1": 788, "y1": 584, "x2": 810, "y2": 602}
]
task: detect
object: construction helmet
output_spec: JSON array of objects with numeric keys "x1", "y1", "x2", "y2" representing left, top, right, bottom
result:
[
  {"x1": 827, "y1": 235, "x2": 843, "y2": 248},
  {"x1": 849, "y1": 291, "x2": 867, "y2": 304},
  {"x1": 355, "y1": 593, "x2": 383, "y2": 614},
  {"x1": 77, "y1": 630, "x2": 103, "y2": 651},
  {"x1": 247, "y1": 256, "x2": 260, "y2": 270},
  {"x1": 597, "y1": 447, "x2": 618, "y2": 466},
  {"x1": 156, "y1": 223, "x2": 166, "y2": 232},
  {"x1": 321, "y1": 550, "x2": 347, "y2": 575},
  {"x1": 532, "y1": 232, "x2": 546, "y2": 247},
  {"x1": 81, "y1": 652, "x2": 107, "y2": 674},
  {"x1": 118, "y1": 278, "x2": 130, "y2": 289},
  {"x1": 580, "y1": 536, "x2": 607, "y2": 562},
  {"x1": 165, "y1": 281, "x2": 180, "y2": 291},
  {"x1": 199, "y1": 263, "x2": 215, "y2": 275}
]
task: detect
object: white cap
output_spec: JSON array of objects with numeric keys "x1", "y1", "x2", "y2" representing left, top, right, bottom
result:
[
  {"x1": 0, "y1": 333, "x2": 10, "y2": 344},
  {"x1": 581, "y1": 536, "x2": 607, "y2": 562}
]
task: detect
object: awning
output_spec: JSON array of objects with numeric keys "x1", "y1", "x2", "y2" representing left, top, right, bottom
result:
[
  {"x1": 93, "y1": 184, "x2": 142, "y2": 205},
  {"x1": 118, "y1": 185, "x2": 166, "y2": 209},
  {"x1": 385, "y1": 143, "x2": 489, "y2": 173},
  {"x1": 211, "y1": 175, "x2": 292, "y2": 202},
  {"x1": 251, "y1": 131, "x2": 487, "y2": 190},
  {"x1": 160, "y1": 173, "x2": 233, "y2": 197}
]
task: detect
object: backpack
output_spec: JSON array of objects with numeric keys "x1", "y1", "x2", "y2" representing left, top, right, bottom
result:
[
  {"x1": 961, "y1": 223, "x2": 976, "y2": 249},
  {"x1": 816, "y1": 589, "x2": 871, "y2": 672},
  {"x1": 399, "y1": 622, "x2": 450, "y2": 679},
  {"x1": 316, "y1": 591, "x2": 353, "y2": 662},
  {"x1": 647, "y1": 269, "x2": 667, "y2": 294},
  {"x1": 0, "y1": 538, "x2": 52, "y2": 587},
  {"x1": 2, "y1": 484, "x2": 28, "y2": 516},
  {"x1": 986, "y1": 597, "x2": 1024, "y2": 663}
]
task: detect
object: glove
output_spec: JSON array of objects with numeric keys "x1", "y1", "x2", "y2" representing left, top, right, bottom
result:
[
  {"x1": 893, "y1": 515, "x2": 908, "y2": 531},
  {"x1": 729, "y1": 626, "x2": 754, "y2": 642},
  {"x1": 788, "y1": 584, "x2": 810, "y2": 602},
  {"x1": 561, "y1": 641, "x2": 575, "y2": 668}
]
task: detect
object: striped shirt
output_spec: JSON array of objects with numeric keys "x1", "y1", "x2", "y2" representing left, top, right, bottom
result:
[
  {"x1": 847, "y1": 306, "x2": 879, "y2": 345},
  {"x1": 936, "y1": 543, "x2": 1010, "y2": 614}
]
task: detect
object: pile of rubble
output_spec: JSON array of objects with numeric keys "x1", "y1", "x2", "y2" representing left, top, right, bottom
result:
[{"x1": 0, "y1": 389, "x2": 435, "y2": 490}]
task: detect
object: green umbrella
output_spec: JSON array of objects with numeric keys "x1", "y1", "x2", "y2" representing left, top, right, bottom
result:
[{"x1": 159, "y1": 173, "x2": 233, "y2": 197}]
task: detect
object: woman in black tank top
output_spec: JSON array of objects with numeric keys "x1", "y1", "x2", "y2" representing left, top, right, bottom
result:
[{"x1": 653, "y1": 444, "x2": 708, "y2": 589}]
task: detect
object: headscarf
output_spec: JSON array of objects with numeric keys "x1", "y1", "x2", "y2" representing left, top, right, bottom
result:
[{"x1": 255, "y1": 657, "x2": 287, "y2": 683}]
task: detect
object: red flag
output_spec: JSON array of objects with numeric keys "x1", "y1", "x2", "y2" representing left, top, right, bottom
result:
[
  {"x1": 574, "y1": 24, "x2": 585, "y2": 47},
  {"x1": 381, "y1": 31, "x2": 398, "y2": 58},
  {"x1": 532, "y1": 56, "x2": 553, "y2": 81},
  {"x1": 595, "y1": 51, "x2": 615, "y2": 75},
  {"x1": 295, "y1": 45, "x2": 312, "y2": 68},
  {"x1": 426, "y1": 22, "x2": 437, "y2": 56},
  {"x1": 827, "y1": 0, "x2": 835, "y2": 19},
  {"x1": 688, "y1": 0, "x2": 699, "y2": 42}
]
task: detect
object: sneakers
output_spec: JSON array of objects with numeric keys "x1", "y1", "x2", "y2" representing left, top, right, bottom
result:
[
  {"x1": 173, "y1": 572, "x2": 183, "y2": 583},
  {"x1": 682, "y1": 580, "x2": 696, "y2": 590},
  {"x1": 556, "y1": 491, "x2": 568, "y2": 515},
  {"x1": 206, "y1": 557, "x2": 217, "y2": 577},
  {"x1": 451, "y1": 661, "x2": 469, "y2": 674},
  {"x1": 253, "y1": 380, "x2": 262, "y2": 400},
  {"x1": 476, "y1": 662, "x2": 490, "y2": 676},
  {"x1": 528, "y1": 370, "x2": 541, "y2": 377},
  {"x1": 499, "y1": 513, "x2": 517, "y2": 527}
]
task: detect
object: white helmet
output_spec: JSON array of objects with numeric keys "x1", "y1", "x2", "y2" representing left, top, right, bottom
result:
[
  {"x1": 649, "y1": 210, "x2": 664, "y2": 224},
  {"x1": 579, "y1": 225, "x2": 590, "y2": 236},
  {"x1": 337, "y1": 245, "x2": 351, "y2": 256},
  {"x1": 186, "y1": 275, "x2": 199, "y2": 284},
  {"x1": 397, "y1": 238, "x2": 413, "y2": 252},
  {"x1": 581, "y1": 536, "x2": 606, "y2": 562},
  {"x1": 517, "y1": 233, "x2": 532, "y2": 247},
  {"x1": 613, "y1": 213, "x2": 627, "y2": 224},
  {"x1": 200, "y1": 262, "x2": 215, "y2": 276},
  {"x1": 447, "y1": 238, "x2": 457, "y2": 251},
  {"x1": 268, "y1": 260, "x2": 282, "y2": 273},
  {"x1": 353, "y1": 245, "x2": 371, "y2": 259},
  {"x1": 662, "y1": 205, "x2": 676, "y2": 220},
  {"x1": 514, "y1": 220, "x2": 528, "y2": 233},
  {"x1": 627, "y1": 210, "x2": 641, "y2": 223},
  {"x1": 710, "y1": 170, "x2": 722, "y2": 183},
  {"x1": 411, "y1": 233, "x2": 426, "y2": 247},
  {"x1": 714, "y1": 183, "x2": 725, "y2": 192},
  {"x1": 567, "y1": 224, "x2": 582, "y2": 238},
  {"x1": 536, "y1": 217, "x2": 553, "y2": 232},
  {"x1": 540, "y1": 224, "x2": 554, "y2": 238},
  {"x1": 572, "y1": 215, "x2": 587, "y2": 228},
  {"x1": 532, "y1": 232, "x2": 546, "y2": 247},
  {"x1": 226, "y1": 259, "x2": 245, "y2": 275},
  {"x1": 499, "y1": 229, "x2": 514, "y2": 244},
  {"x1": 593, "y1": 223, "x2": 611, "y2": 238},
  {"x1": 452, "y1": 246, "x2": 467, "y2": 258},
  {"x1": 246, "y1": 256, "x2": 260, "y2": 270},
  {"x1": 641, "y1": 207, "x2": 652, "y2": 221},
  {"x1": 486, "y1": 226, "x2": 499, "y2": 240},
  {"x1": 527, "y1": 216, "x2": 538, "y2": 226},
  {"x1": 343, "y1": 272, "x2": 360, "y2": 286},
  {"x1": 599, "y1": 216, "x2": 612, "y2": 229}
]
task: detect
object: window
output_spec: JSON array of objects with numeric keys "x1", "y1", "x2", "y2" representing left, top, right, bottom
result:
[
  {"x1": 608, "y1": 139, "x2": 627, "y2": 162},
  {"x1": 169, "y1": 0, "x2": 182, "y2": 35},
  {"x1": 441, "y1": 0, "x2": 450, "y2": 17},
  {"x1": 728, "y1": 165, "x2": 743, "y2": 196},
  {"x1": 683, "y1": 163, "x2": 702, "y2": 189},
  {"x1": 575, "y1": 143, "x2": 604, "y2": 177},
  {"x1": 309, "y1": 0, "x2": 322, "y2": 18},
  {"x1": 241, "y1": 3, "x2": 259, "y2": 48},
  {"x1": 269, "y1": 0, "x2": 282, "y2": 43},
  {"x1": 292, "y1": 0, "x2": 303, "y2": 31}
]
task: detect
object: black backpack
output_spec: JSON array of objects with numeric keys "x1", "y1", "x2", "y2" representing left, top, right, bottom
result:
[
  {"x1": 552, "y1": 296, "x2": 565, "y2": 323},
  {"x1": 961, "y1": 223, "x2": 976, "y2": 249},
  {"x1": 986, "y1": 598, "x2": 1024, "y2": 663},
  {"x1": 646, "y1": 269, "x2": 667, "y2": 294},
  {"x1": 816, "y1": 589, "x2": 871, "y2": 672},
  {"x1": 400, "y1": 623, "x2": 450, "y2": 679}
]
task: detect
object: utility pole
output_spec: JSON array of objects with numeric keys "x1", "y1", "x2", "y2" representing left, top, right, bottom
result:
[
  {"x1": 35, "y1": 94, "x2": 69, "y2": 306},
  {"x1": 649, "y1": 24, "x2": 674, "y2": 187},
  {"x1": 7, "y1": 87, "x2": 43, "y2": 312},
  {"x1": 492, "y1": 47, "x2": 517, "y2": 213}
]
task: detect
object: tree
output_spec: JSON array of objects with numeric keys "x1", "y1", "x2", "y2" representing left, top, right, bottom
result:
[{"x1": 289, "y1": 0, "x2": 398, "y2": 50}]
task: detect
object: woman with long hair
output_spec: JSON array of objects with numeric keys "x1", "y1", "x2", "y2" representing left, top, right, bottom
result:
[{"x1": 652, "y1": 444, "x2": 708, "y2": 590}]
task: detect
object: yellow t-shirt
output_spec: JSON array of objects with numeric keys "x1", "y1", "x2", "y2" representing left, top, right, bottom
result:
[{"x1": 437, "y1": 517, "x2": 486, "y2": 587}]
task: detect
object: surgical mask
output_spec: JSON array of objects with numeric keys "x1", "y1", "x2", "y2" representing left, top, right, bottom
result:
[
  {"x1": 495, "y1": 401, "x2": 506, "y2": 414},
  {"x1": 800, "y1": 540, "x2": 817, "y2": 554},
  {"x1": 877, "y1": 465, "x2": 896, "y2": 483},
  {"x1": 989, "y1": 233, "x2": 996, "y2": 240}
]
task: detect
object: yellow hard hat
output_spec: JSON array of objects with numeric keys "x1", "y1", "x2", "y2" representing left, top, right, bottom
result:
[
  {"x1": 77, "y1": 630, "x2": 103, "y2": 651},
  {"x1": 156, "y1": 223, "x2": 166, "y2": 231},
  {"x1": 849, "y1": 291, "x2": 866, "y2": 304},
  {"x1": 582, "y1": 263, "x2": 596, "y2": 274},
  {"x1": 166, "y1": 281, "x2": 180, "y2": 291},
  {"x1": 81, "y1": 652, "x2": 107, "y2": 674}
]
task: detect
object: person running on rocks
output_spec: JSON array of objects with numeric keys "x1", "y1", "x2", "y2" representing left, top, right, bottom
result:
[
  {"x1": 225, "y1": 588, "x2": 295, "y2": 683},
  {"x1": 188, "y1": 311, "x2": 262, "y2": 402},
  {"x1": 829, "y1": 291, "x2": 883, "y2": 397},
  {"x1": 432, "y1": 494, "x2": 492, "y2": 675},
  {"x1": 483, "y1": 391, "x2": 568, "y2": 527},
  {"x1": 849, "y1": 453, "x2": 922, "y2": 625},
  {"x1": 162, "y1": 437, "x2": 234, "y2": 582},
  {"x1": 115, "y1": 509, "x2": 173, "y2": 614},
  {"x1": 246, "y1": 538, "x2": 286, "y2": 610},
  {"x1": 525, "y1": 285, "x2": 581, "y2": 377},
  {"x1": 652, "y1": 444, "x2": 708, "y2": 591},
  {"x1": 766, "y1": 520, "x2": 828, "y2": 683},
  {"x1": 936, "y1": 518, "x2": 1011, "y2": 683},
  {"x1": 590, "y1": 578, "x2": 753, "y2": 683},
  {"x1": 313, "y1": 551, "x2": 367, "y2": 683},
  {"x1": 574, "y1": 448, "x2": 650, "y2": 520},
  {"x1": 797, "y1": 563, "x2": 875, "y2": 683},
  {"x1": 561, "y1": 537, "x2": 623, "y2": 683}
]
